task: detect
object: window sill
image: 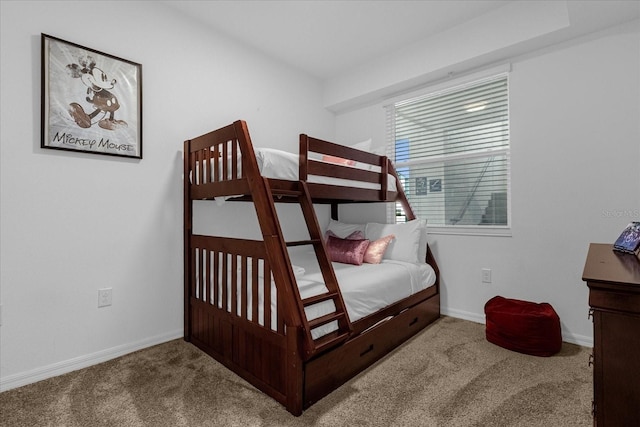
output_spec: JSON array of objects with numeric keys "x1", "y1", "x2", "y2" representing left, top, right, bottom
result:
[{"x1": 427, "y1": 226, "x2": 512, "y2": 237}]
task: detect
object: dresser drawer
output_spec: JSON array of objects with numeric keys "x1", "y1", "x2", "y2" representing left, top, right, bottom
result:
[{"x1": 588, "y1": 287, "x2": 640, "y2": 314}]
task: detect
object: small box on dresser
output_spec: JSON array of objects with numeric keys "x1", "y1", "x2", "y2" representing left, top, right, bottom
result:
[{"x1": 582, "y1": 243, "x2": 640, "y2": 426}]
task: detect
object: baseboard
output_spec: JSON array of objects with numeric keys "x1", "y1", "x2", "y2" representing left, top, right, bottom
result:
[
  {"x1": 441, "y1": 306, "x2": 485, "y2": 324},
  {"x1": 0, "y1": 329, "x2": 183, "y2": 393},
  {"x1": 560, "y1": 331, "x2": 593, "y2": 348},
  {"x1": 441, "y1": 306, "x2": 594, "y2": 348}
]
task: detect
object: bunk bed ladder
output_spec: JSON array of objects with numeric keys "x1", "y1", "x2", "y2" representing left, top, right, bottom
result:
[{"x1": 271, "y1": 181, "x2": 353, "y2": 359}]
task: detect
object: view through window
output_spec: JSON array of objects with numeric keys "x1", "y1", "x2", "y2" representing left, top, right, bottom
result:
[{"x1": 387, "y1": 75, "x2": 510, "y2": 231}]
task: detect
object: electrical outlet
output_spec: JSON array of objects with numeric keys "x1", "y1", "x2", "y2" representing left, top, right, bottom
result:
[
  {"x1": 481, "y1": 268, "x2": 492, "y2": 283},
  {"x1": 98, "y1": 288, "x2": 112, "y2": 307}
]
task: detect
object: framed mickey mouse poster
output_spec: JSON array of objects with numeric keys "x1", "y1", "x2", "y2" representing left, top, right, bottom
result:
[{"x1": 41, "y1": 34, "x2": 142, "y2": 159}]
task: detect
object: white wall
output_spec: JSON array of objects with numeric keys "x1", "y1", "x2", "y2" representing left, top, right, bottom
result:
[
  {"x1": 336, "y1": 22, "x2": 640, "y2": 346},
  {"x1": 324, "y1": 0, "x2": 572, "y2": 112},
  {"x1": 0, "y1": 1, "x2": 333, "y2": 390},
  {"x1": 2, "y1": 0, "x2": 637, "y2": 393}
]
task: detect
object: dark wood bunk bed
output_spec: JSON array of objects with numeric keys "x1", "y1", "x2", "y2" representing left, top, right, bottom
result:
[{"x1": 183, "y1": 120, "x2": 440, "y2": 416}]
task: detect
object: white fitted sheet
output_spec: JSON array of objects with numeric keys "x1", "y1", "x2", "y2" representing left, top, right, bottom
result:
[
  {"x1": 198, "y1": 248, "x2": 436, "y2": 339},
  {"x1": 256, "y1": 148, "x2": 397, "y2": 192},
  {"x1": 190, "y1": 147, "x2": 397, "y2": 204},
  {"x1": 294, "y1": 249, "x2": 436, "y2": 338}
]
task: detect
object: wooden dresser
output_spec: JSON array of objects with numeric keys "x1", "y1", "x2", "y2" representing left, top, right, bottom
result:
[{"x1": 582, "y1": 243, "x2": 640, "y2": 426}]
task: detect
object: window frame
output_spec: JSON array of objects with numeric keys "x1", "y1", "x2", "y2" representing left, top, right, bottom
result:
[{"x1": 385, "y1": 68, "x2": 512, "y2": 237}]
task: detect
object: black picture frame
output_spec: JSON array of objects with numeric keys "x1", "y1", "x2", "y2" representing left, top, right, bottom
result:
[
  {"x1": 429, "y1": 178, "x2": 442, "y2": 192},
  {"x1": 415, "y1": 177, "x2": 428, "y2": 195},
  {"x1": 41, "y1": 34, "x2": 142, "y2": 159}
]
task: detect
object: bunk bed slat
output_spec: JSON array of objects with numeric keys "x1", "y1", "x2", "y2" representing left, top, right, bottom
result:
[
  {"x1": 264, "y1": 263, "x2": 272, "y2": 330},
  {"x1": 213, "y1": 145, "x2": 220, "y2": 183},
  {"x1": 213, "y1": 250, "x2": 219, "y2": 307},
  {"x1": 231, "y1": 254, "x2": 238, "y2": 316},
  {"x1": 305, "y1": 183, "x2": 395, "y2": 202},
  {"x1": 252, "y1": 257, "x2": 259, "y2": 324},
  {"x1": 222, "y1": 253, "x2": 228, "y2": 311},
  {"x1": 308, "y1": 160, "x2": 378, "y2": 183}
]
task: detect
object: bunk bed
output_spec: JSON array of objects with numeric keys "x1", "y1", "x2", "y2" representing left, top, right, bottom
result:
[{"x1": 183, "y1": 120, "x2": 440, "y2": 416}]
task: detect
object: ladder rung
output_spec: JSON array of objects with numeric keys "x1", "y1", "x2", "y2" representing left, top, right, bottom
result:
[
  {"x1": 308, "y1": 312, "x2": 346, "y2": 330},
  {"x1": 286, "y1": 239, "x2": 322, "y2": 247},
  {"x1": 302, "y1": 292, "x2": 338, "y2": 307},
  {"x1": 312, "y1": 331, "x2": 350, "y2": 354},
  {"x1": 271, "y1": 188, "x2": 302, "y2": 197}
]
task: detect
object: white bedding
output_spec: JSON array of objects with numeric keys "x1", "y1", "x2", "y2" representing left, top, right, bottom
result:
[
  {"x1": 191, "y1": 147, "x2": 397, "y2": 204},
  {"x1": 256, "y1": 148, "x2": 397, "y2": 191},
  {"x1": 198, "y1": 248, "x2": 436, "y2": 339},
  {"x1": 294, "y1": 249, "x2": 436, "y2": 338}
]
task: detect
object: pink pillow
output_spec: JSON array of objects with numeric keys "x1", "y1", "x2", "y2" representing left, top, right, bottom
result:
[
  {"x1": 326, "y1": 236, "x2": 370, "y2": 265},
  {"x1": 325, "y1": 229, "x2": 365, "y2": 242},
  {"x1": 323, "y1": 155, "x2": 356, "y2": 167},
  {"x1": 364, "y1": 234, "x2": 395, "y2": 264}
]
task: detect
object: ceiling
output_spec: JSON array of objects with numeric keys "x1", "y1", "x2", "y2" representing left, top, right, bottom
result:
[{"x1": 161, "y1": 1, "x2": 640, "y2": 81}]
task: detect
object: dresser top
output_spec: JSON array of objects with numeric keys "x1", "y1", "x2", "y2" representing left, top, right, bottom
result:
[{"x1": 582, "y1": 243, "x2": 640, "y2": 287}]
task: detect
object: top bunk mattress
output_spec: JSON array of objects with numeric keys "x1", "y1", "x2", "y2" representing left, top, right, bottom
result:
[
  {"x1": 190, "y1": 147, "x2": 398, "y2": 198},
  {"x1": 256, "y1": 148, "x2": 397, "y2": 191}
]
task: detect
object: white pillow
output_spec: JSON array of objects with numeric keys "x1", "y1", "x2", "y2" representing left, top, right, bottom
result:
[
  {"x1": 326, "y1": 219, "x2": 366, "y2": 238},
  {"x1": 255, "y1": 148, "x2": 299, "y2": 180},
  {"x1": 349, "y1": 139, "x2": 386, "y2": 171},
  {"x1": 365, "y1": 219, "x2": 426, "y2": 263},
  {"x1": 418, "y1": 223, "x2": 428, "y2": 263},
  {"x1": 349, "y1": 139, "x2": 372, "y2": 152}
]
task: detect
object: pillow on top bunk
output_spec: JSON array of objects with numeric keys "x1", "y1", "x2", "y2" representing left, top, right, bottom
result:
[
  {"x1": 349, "y1": 139, "x2": 372, "y2": 152},
  {"x1": 255, "y1": 148, "x2": 299, "y2": 180},
  {"x1": 326, "y1": 236, "x2": 370, "y2": 266},
  {"x1": 365, "y1": 219, "x2": 426, "y2": 263},
  {"x1": 349, "y1": 139, "x2": 387, "y2": 171}
]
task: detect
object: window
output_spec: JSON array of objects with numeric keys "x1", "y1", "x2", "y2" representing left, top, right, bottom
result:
[{"x1": 386, "y1": 74, "x2": 510, "y2": 233}]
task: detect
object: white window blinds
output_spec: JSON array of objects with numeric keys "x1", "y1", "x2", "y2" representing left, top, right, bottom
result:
[{"x1": 387, "y1": 75, "x2": 510, "y2": 230}]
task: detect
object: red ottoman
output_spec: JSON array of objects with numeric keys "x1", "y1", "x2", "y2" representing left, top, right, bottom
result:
[{"x1": 484, "y1": 296, "x2": 562, "y2": 357}]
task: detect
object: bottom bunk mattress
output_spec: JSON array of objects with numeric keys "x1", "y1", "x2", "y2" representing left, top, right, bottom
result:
[
  {"x1": 293, "y1": 249, "x2": 436, "y2": 338},
  {"x1": 194, "y1": 248, "x2": 437, "y2": 339}
]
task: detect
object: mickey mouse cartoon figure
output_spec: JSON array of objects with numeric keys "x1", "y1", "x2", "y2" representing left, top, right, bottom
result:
[{"x1": 66, "y1": 55, "x2": 127, "y2": 130}]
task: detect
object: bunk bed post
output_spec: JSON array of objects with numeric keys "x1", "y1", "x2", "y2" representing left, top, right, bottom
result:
[
  {"x1": 331, "y1": 203, "x2": 339, "y2": 221},
  {"x1": 285, "y1": 325, "x2": 304, "y2": 416},
  {"x1": 380, "y1": 156, "x2": 388, "y2": 201},
  {"x1": 389, "y1": 158, "x2": 416, "y2": 221},
  {"x1": 183, "y1": 139, "x2": 192, "y2": 342},
  {"x1": 298, "y1": 134, "x2": 309, "y2": 182}
]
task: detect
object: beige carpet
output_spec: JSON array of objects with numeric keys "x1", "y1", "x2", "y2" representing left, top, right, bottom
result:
[{"x1": 0, "y1": 317, "x2": 593, "y2": 426}]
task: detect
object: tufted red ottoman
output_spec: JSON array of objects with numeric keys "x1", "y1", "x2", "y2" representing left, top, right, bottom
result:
[{"x1": 484, "y1": 296, "x2": 562, "y2": 357}]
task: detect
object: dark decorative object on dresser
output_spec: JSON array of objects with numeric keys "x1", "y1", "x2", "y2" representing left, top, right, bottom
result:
[{"x1": 612, "y1": 221, "x2": 640, "y2": 255}]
